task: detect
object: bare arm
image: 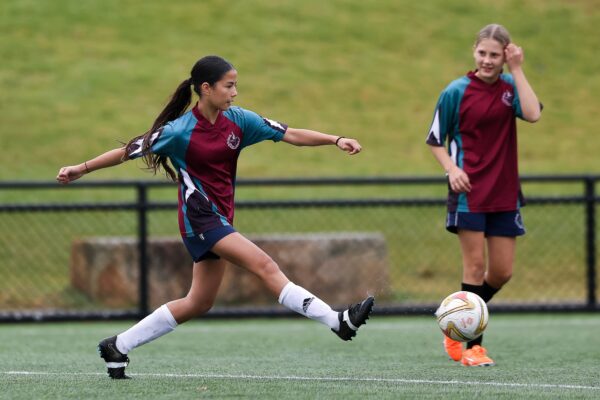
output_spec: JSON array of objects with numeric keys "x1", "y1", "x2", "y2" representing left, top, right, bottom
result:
[
  {"x1": 56, "y1": 147, "x2": 127, "y2": 184},
  {"x1": 282, "y1": 127, "x2": 362, "y2": 155},
  {"x1": 505, "y1": 43, "x2": 541, "y2": 123},
  {"x1": 428, "y1": 145, "x2": 471, "y2": 193}
]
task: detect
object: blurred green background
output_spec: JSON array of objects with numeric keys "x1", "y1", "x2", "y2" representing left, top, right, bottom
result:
[
  {"x1": 1, "y1": 0, "x2": 599, "y2": 181},
  {"x1": 1, "y1": 0, "x2": 599, "y2": 310}
]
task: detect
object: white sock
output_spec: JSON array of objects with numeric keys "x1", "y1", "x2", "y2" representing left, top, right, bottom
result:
[
  {"x1": 116, "y1": 304, "x2": 178, "y2": 354},
  {"x1": 278, "y1": 282, "x2": 340, "y2": 330}
]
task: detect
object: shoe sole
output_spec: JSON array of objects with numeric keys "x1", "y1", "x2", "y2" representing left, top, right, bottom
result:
[
  {"x1": 98, "y1": 340, "x2": 131, "y2": 379},
  {"x1": 462, "y1": 363, "x2": 496, "y2": 367}
]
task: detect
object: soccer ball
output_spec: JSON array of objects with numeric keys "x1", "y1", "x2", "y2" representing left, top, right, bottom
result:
[{"x1": 435, "y1": 291, "x2": 488, "y2": 342}]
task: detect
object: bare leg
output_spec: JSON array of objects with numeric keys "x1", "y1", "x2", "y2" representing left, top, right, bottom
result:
[
  {"x1": 167, "y1": 258, "x2": 227, "y2": 323},
  {"x1": 458, "y1": 229, "x2": 487, "y2": 285},
  {"x1": 115, "y1": 258, "x2": 226, "y2": 354},
  {"x1": 485, "y1": 236, "x2": 516, "y2": 289},
  {"x1": 461, "y1": 234, "x2": 514, "y2": 354},
  {"x1": 211, "y1": 232, "x2": 340, "y2": 329},
  {"x1": 211, "y1": 232, "x2": 289, "y2": 295}
]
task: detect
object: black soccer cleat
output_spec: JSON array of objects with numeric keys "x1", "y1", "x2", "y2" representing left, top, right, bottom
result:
[
  {"x1": 332, "y1": 296, "x2": 375, "y2": 341},
  {"x1": 97, "y1": 336, "x2": 131, "y2": 379}
]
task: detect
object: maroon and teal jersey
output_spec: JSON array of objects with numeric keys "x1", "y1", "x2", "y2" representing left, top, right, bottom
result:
[
  {"x1": 127, "y1": 105, "x2": 287, "y2": 237},
  {"x1": 426, "y1": 71, "x2": 525, "y2": 213}
]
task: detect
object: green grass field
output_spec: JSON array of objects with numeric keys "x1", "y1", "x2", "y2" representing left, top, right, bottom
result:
[
  {"x1": 1, "y1": 315, "x2": 599, "y2": 399},
  {"x1": 1, "y1": 0, "x2": 600, "y2": 180}
]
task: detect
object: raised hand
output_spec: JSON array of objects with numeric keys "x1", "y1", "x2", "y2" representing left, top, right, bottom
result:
[{"x1": 505, "y1": 43, "x2": 524, "y2": 71}]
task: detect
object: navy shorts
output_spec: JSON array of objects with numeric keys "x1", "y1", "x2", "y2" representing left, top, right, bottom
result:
[
  {"x1": 446, "y1": 210, "x2": 525, "y2": 237},
  {"x1": 182, "y1": 225, "x2": 236, "y2": 262}
]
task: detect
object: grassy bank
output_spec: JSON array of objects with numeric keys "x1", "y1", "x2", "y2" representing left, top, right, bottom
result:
[{"x1": 1, "y1": 0, "x2": 599, "y2": 181}]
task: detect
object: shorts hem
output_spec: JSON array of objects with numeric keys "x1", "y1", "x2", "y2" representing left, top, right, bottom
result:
[
  {"x1": 446, "y1": 211, "x2": 525, "y2": 237},
  {"x1": 183, "y1": 225, "x2": 236, "y2": 263}
]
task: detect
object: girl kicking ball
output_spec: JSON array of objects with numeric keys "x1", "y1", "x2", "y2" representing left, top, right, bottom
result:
[{"x1": 58, "y1": 55, "x2": 374, "y2": 379}]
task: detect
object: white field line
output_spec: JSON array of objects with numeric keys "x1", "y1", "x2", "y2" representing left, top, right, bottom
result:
[{"x1": 2, "y1": 370, "x2": 599, "y2": 391}]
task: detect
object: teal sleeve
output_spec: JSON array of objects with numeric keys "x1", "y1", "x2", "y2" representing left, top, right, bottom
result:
[
  {"x1": 512, "y1": 89, "x2": 524, "y2": 120},
  {"x1": 239, "y1": 109, "x2": 287, "y2": 149},
  {"x1": 126, "y1": 124, "x2": 177, "y2": 159},
  {"x1": 426, "y1": 88, "x2": 458, "y2": 146},
  {"x1": 510, "y1": 78, "x2": 524, "y2": 120}
]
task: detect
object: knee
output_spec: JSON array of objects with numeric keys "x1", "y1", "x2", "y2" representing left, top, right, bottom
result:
[
  {"x1": 489, "y1": 271, "x2": 512, "y2": 287},
  {"x1": 183, "y1": 296, "x2": 214, "y2": 317},
  {"x1": 194, "y1": 299, "x2": 214, "y2": 316},
  {"x1": 463, "y1": 260, "x2": 486, "y2": 282},
  {"x1": 252, "y1": 254, "x2": 281, "y2": 279}
]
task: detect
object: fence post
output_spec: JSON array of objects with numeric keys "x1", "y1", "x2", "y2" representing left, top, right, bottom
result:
[
  {"x1": 137, "y1": 183, "x2": 149, "y2": 317},
  {"x1": 584, "y1": 177, "x2": 597, "y2": 308}
]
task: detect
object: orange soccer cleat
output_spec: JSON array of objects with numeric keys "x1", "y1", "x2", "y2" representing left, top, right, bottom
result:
[
  {"x1": 443, "y1": 336, "x2": 463, "y2": 362},
  {"x1": 461, "y1": 345, "x2": 495, "y2": 367}
]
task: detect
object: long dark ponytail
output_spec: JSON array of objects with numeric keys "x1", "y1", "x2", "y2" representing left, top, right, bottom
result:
[{"x1": 125, "y1": 55, "x2": 234, "y2": 181}]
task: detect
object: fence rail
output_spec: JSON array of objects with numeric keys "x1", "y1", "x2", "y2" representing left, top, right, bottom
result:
[{"x1": 0, "y1": 175, "x2": 598, "y2": 322}]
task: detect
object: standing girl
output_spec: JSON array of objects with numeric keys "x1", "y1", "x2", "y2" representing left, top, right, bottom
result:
[
  {"x1": 426, "y1": 25, "x2": 541, "y2": 366},
  {"x1": 57, "y1": 55, "x2": 374, "y2": 379}
]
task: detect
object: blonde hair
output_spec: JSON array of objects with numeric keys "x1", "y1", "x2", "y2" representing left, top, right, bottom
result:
[{"x1": 475, "y1": 24, "x2": 511, "y2": 47}]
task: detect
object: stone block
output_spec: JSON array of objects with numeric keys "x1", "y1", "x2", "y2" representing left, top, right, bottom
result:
[{"x1": 70, "y1": 233, "x2": 391, "y2": 309}]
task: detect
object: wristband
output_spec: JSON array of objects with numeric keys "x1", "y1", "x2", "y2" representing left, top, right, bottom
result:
[
  {"x1": 84, "y1": 161, "x2": 91, "y2": 174},
  {"x1": 335, "y1": 136, "x2": 345, "y2": 146}
]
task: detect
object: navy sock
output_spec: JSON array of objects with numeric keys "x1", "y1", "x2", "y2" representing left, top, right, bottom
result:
[
  {"x1": 461, "y1": 282, "x2": 482, "y2": 295},
  {"x1": 480, "y1": 280, "x2": 500, "y2": 302},
  {"x1": 461, "y1": 281, "x2": 500, "y2": 349}
]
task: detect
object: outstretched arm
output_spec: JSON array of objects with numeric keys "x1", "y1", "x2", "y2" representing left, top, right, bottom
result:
[
  {"x1": 56, "y1": 147, "x2": 127, "y2": 184},
  {"x1": 505, "y1": 43, "x2": 541, "y2": 123},
  {"x1": 282, "y1": 128, "x2": 362, "y2": 155}
]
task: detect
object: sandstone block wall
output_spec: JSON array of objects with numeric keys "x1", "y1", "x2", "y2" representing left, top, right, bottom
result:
[{"x1": 70, "y1": 233, "x2": 390, "y2": 309}]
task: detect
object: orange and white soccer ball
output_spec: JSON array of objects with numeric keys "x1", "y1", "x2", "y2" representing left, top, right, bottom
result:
[{"x1": 435, "y1": 291, "x2": 488, "y2": 342}]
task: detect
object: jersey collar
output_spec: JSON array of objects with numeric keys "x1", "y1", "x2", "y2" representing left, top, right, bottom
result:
[
  {"x1": 468, "y1": 70, "x2": 503, "y2": 87},
  {"x1": 192, "y1": 103, "x2": 223, "y2": 128}
]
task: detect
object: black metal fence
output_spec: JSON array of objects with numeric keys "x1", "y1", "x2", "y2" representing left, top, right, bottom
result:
[{"x1": 0, "y1": 175, "x2": 598, "y2": 322}]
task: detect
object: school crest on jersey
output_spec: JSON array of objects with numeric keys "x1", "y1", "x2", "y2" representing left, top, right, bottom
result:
[
  {"x1": 501, "y1": 90, "x2": 514, "y2": 107},
  {"x1": 227, "y1": 132, "x2": 240, "y2": 149}
]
